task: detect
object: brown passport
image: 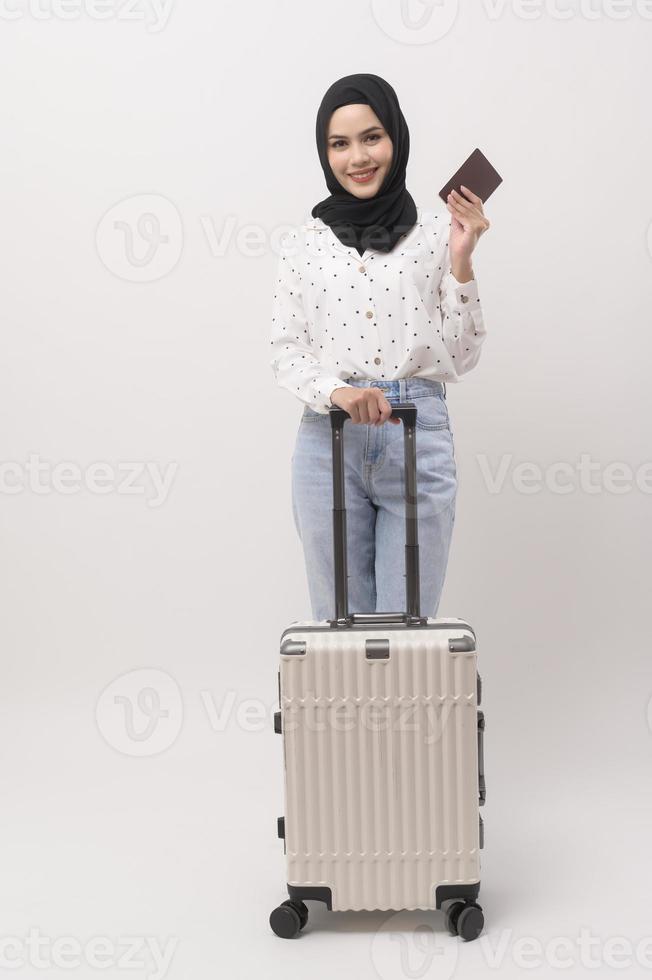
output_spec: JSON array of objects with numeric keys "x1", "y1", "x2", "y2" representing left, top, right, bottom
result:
[{"x1": 438, "y1": 148, "x2": 503, "y2": 205}]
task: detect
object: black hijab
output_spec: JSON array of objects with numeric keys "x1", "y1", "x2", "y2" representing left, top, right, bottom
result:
[{"x1": 311, "y1": 72, "x2": 418, "y2": 256}]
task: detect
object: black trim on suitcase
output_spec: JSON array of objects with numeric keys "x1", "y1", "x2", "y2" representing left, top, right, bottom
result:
[
  {"x1": 478, "y1": 710, "x2": 486, "y2": 806},
  {"x1": 287, "y1": 885, "x2": 333, "y2": 910},
  {"x1": 285, "y1": 882, "x2": 482, "y2": 913},
  {"x1": 435, "y1": 882, "x2": 481, "y2": 909}
]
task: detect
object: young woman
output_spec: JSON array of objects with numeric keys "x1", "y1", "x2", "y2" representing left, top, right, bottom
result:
[{"x1": 270, "y1": 72, "x2": 490, "y2": 622}]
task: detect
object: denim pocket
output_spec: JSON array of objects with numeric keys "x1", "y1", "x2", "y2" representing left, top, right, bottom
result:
[
  {"x1": 414, "y1": 393, "x2": 450, "y2": 431},
  {"x1": 301, "y1": 406, "x2": 328, "y2": 422}
]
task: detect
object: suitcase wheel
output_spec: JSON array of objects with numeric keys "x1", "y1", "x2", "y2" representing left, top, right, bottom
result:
[
  {"x1": 269, "y1": 899, "x2": 309, "y2": 938},
  {"x1": 444, "y1": 900, "x2": 484, "y2": 941}
]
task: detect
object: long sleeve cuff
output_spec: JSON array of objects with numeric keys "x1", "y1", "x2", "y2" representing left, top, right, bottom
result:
[
  {"x1": 440, "y1": 271, "x2": 481, "y2": 311},
  {"x1": 313, "y1": 378, "x2": 354, "y2": 414}
]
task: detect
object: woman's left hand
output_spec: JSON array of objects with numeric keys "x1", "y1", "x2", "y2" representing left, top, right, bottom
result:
[{"x1": 447, "y1": 184, "x2": 490, "y2": 263}]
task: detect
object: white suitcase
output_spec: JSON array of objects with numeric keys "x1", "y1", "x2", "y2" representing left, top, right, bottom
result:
[{"x1": 270, "y1": 403, "x2": 486, "y2": 941}]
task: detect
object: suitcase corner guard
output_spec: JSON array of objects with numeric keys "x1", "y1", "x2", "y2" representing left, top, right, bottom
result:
[{"x1": 280, "y1": 639, "x2": 307, "y2": 657}]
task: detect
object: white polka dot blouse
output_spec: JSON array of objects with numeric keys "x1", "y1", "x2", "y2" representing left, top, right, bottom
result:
[{"x1": 270, "y1": 205, "x2": 487, "y2": 414}]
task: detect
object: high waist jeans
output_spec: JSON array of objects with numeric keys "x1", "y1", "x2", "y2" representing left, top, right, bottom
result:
[{"x1": 291, "y1": 377, "x2": 457, "y2": 621}]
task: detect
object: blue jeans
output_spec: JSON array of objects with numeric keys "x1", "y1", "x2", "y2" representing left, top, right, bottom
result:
[{"x1": 291, "y1": 377, "x2": 457, "y2": 621}]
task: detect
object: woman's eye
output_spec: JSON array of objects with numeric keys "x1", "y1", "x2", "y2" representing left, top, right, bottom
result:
[{"x1": 332, "y1": 134, "x2": 381, "y2": 149}]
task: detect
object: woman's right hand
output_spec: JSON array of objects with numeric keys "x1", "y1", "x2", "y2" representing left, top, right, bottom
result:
[{"x1": 329, "y1": 386, "x2": 401, "y2": 425}]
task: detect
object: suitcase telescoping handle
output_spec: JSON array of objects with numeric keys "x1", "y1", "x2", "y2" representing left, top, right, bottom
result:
[{"x1": 328, "y1": 403, "x2": 426, "y2": 628}]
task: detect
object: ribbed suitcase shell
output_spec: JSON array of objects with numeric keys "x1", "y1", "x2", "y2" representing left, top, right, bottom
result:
[{"x1": 278, "y1": 618, "x2": 481, "y2": 912}]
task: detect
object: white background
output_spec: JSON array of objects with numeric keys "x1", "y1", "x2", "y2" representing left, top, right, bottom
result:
[{"x1": 1, "y1": 1, "x2": 651, "y2": 977}]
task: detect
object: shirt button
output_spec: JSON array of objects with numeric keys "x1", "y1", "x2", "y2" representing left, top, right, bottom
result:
[
  {"x1": 374, "y1": 356, "x2": 381, "y2": 365},
  {"x1": 366, "y1": 310, "x2": 374, "y2": 318},
  {"x1": 358, "y1": 265, "x2": 366, "y2": 273},
  {"x1": 460, "y1": 293, "x2": 469, "y2": 303}
]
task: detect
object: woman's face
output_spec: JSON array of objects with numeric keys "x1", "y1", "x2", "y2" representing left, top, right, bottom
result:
[{"x1": 326, "y1": 104, "x2": 393, "y2": 198}]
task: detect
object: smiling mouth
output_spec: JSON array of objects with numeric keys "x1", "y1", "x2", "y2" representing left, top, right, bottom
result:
[{"x1": 349, "y1": 167, "x2": 378, "y2": 181}]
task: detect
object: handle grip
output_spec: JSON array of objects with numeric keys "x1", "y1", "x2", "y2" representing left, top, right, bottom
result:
[
  {"x1": 328, "y1": 404, "x2": 417, "y2": 428},
  {"x1": 349, "y1": 612, "x2": 418, "y2": 626}
]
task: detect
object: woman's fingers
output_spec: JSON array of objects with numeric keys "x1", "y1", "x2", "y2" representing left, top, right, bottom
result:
[
  {"x1": 449, "y1": 189, "x2": 472, "y2": 212},
  {"x1": 380, "y1": 394, "x2": 402, "y2": 426},
  {"x1": 450, "y1": 188, "x2": 487, "y2": 225},
  {"x1": 371, "y1": 390, "x2": 400, "y2": 426},
  {"x1": 351, "y1": 390, "x2": 379, "y2": 425},
  {"x1": 447, "y1": 193, "x2": 490, "y2": 233},
  {"x1": 460, "y1": 184, "x2": 483, "y2": 206},
  {"x1": 449, "y1": 190, "x2": 483, "y2": 220}
]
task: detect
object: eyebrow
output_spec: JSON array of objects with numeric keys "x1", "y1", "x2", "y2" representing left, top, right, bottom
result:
[{"x1": 327, "y1": 126, "x2": 383, "y2": 140}]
